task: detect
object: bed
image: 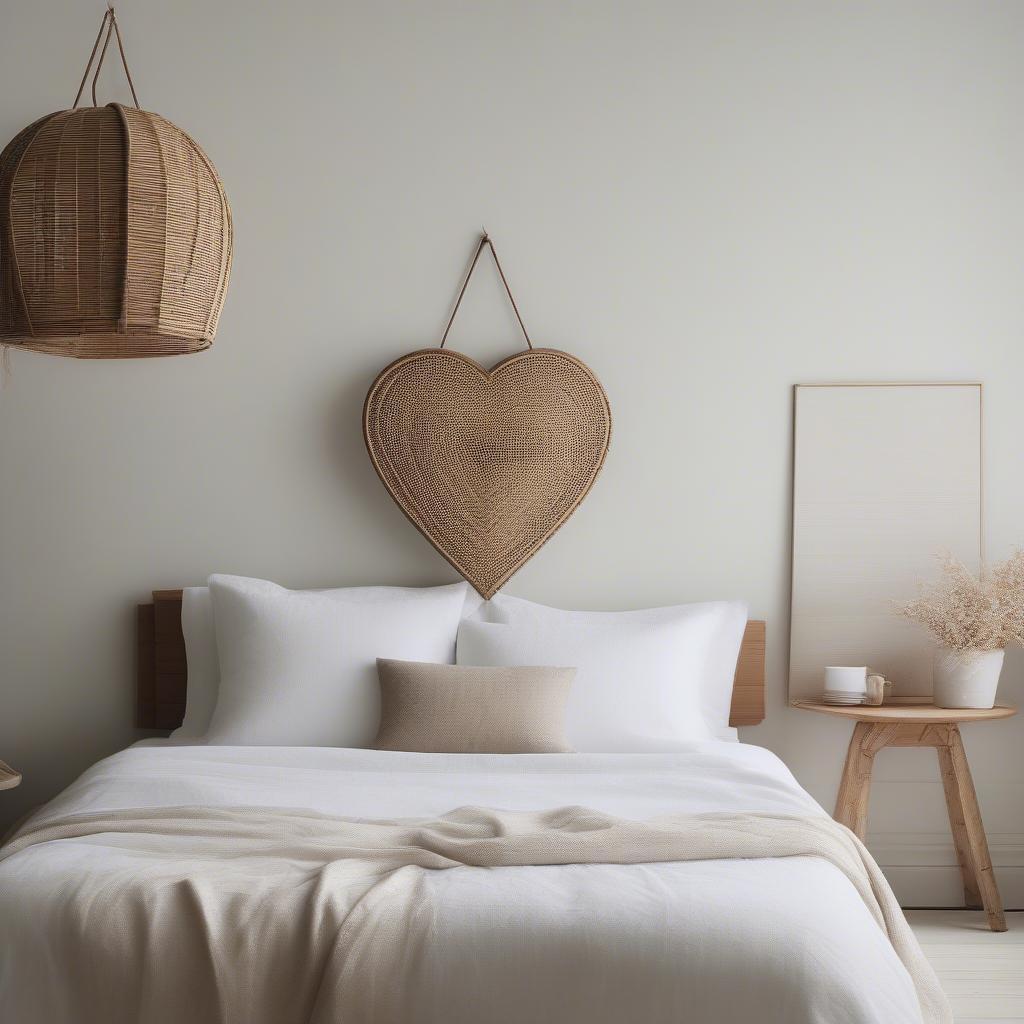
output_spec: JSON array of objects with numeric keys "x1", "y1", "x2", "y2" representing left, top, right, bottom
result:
[{"x1": 0, "y1": 587, "x2": 947, "y2": 1024}]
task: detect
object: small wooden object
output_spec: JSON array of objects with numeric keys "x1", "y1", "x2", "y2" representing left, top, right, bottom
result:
[
  {"x1": 793, "y1": 700, "x2": 1017, "y2": 931},
  {"x1": 136, "y1": 591, "x2": 767, "y2": 729},
  {"x1": 0, "y1": 760, "x2": 22, "y2": 791}
]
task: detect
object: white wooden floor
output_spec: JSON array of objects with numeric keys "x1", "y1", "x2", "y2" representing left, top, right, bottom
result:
[{"x1": 908, "y1": 910, "x2": 1024, "y2": 1023}]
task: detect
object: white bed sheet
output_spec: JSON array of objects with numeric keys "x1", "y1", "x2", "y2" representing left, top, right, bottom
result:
[{"x1": 0, "y1": 740, "x2": 924, "y2": 1024}]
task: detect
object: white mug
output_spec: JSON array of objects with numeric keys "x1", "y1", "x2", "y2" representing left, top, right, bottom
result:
[
  {"x1": 824, "y1": 666, "x2": 871, "y2": 695},
  {"x1": 824, "y1": 666, "x2": 889, "y2": 705}
]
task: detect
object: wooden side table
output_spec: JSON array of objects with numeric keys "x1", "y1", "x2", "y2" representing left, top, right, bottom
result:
[
  {"x1": 793, "y1": 701, "x2": 1017, "y2": 932},
  {"x1": 0, "y1": 760, "x2": 21, "y2": 791}
]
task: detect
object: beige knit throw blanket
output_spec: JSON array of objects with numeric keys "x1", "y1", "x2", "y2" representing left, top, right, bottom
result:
[{"x1": 1, "y1": 805, "x2": 950, "y2": 1024}]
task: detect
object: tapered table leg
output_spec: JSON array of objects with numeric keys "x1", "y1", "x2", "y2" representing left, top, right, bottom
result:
[
  {"x1": 943, "y1": 726, "x2": 1006, "y2": 932},
  {"x1": 834, "y1": 722, "x2": 882, "y2": 840},
  {"x1": 937, "y1": 740, "x2": 983, "y2": 910}
]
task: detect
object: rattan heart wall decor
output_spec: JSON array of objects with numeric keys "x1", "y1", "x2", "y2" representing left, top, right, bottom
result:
[{"x1": 363, "y1": 234, "x2": 611, "y2": 599}]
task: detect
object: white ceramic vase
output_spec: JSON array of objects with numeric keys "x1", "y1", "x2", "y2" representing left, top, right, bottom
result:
[{"x1": 932, "y1": 647, "x2": 1005, "y2": 709}]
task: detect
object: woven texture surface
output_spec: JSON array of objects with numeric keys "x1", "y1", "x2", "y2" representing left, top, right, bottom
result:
[
  {"x1": 374, "y1": 658, "x2": 575, "y2": 753},
  {"x1": 0, "y1": 104, "x2": 232, "y2": 357},
  {"x1": 364, "y1": 347, "x2": 611, "y2": 598}
]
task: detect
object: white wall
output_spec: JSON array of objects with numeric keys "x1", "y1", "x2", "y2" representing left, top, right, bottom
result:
[{"x1": 1, "y1": 0, "x2": 1022, "y2": 906}]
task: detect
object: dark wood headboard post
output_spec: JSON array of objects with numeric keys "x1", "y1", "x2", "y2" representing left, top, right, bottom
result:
[
  {"x1": 137, "y1": 590, "x2": 188, "y2": 729},
  {"x1": 137, "y1": 591, "x2": 766, "y2": 730}
]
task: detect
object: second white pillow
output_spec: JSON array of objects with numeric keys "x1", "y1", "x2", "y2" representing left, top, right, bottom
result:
[
  {"x1": 206, "y1": 575, "x2": 468, "y2": 747},
  {"x1": 484, "y1": 594, "x2": 749, "y2": 739},
  {"x1": 457, "y1": 608, "x2": 727, "y2": 751}
]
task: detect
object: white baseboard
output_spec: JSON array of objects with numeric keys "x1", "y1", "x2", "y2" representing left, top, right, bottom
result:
[{"x1": 867, "y1": 832, "x2": 1024, "y2": 909}]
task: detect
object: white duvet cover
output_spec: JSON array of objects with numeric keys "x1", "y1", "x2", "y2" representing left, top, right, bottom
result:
[{"x1": 0, "y1": 740, "x2": 928, "y2": 1024}]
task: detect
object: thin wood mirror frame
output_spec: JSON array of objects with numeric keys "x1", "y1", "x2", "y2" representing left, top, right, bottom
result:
[{"x1": 789, "y1": 382, "x2": 983, "y2": 702}]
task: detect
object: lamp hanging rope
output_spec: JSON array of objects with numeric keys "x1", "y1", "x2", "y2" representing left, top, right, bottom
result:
[
  {"x1": 71, "y1": 9, "x2": 114, "y2": 108},
  {"x1": 0, "y1": 6, "x2": 232, "y2": 358},
  {"x1": 72, "y1": 7, "x2": 142, "y2": 109}
]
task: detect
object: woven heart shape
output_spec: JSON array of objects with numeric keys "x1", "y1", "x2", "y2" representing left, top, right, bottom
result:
[{"x1": 364, "y1": 348, "x2": 611, "y2": 598}]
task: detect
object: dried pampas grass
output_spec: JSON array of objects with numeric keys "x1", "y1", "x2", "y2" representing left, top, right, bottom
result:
[{"x1": 897, "y1": 551, "x2": 1024, "y2": 652}]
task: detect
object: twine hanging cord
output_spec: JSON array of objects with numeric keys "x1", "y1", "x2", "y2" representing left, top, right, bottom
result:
[
  {"x1": 439, "y1": 232, "x2": 533, "y2": 350},
  {"x1": 72, "y1": 6, "x2": 141, "y2": 109}
]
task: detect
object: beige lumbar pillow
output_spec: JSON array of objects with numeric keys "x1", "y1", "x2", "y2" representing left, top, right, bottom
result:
[{"x1": 374, "y1": 659, "x2": 576, "y2": 753}]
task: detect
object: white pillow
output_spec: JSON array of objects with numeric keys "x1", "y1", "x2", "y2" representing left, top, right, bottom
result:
[
  {"x1": 458, "y1": 604, "x2": 740, "y2": 751},
  {"x1": 205, "y1": 575, "x2": 468, "y2": 747},
  {"x1": 170, "y1": 583, "x2": 483, "y2": 742},
  {"x1": 169, "y1": 587, "x2": 220, "y2": 741},
  {"x1": 482, "y1": 594, "x2": 748, "y2": 740}
]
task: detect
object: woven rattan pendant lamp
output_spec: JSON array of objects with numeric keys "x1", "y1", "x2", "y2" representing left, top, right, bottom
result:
[{"x1": 0, "y1": 7, "x2": 232, "y2": 358}]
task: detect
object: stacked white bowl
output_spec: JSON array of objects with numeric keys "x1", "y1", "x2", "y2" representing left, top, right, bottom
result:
[{"x1": 822, "y1": 666, "x2": 868, "y2": 705}]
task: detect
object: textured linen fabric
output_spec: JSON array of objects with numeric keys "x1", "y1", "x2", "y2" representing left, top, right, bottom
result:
[
  {"x1": 172, "y1": 584, "x2": 486, "y2": 743},
  {"x1": 0, "y1": 742, "x2": 944, "y2": 1024},
  {"x1": 458, "y1": 615, "x2": 722, "y2": 750},
  {"x1": 204, "y1": 575, "x2": 468, "y2": 746},
  {"x1": 374, "y1": 659, "x2": 575, "y2": 753},
  {"x1": 0, "y1": 802, "x2": 948, "y2": 1024},
  {"x1": 483, "y1": 594, "x2": 749, "y2": 740}
]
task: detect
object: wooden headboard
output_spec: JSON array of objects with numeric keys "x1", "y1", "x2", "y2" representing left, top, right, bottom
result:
[{"x1": 136, "y1": 591, "x2": 767, "y2": 730}]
